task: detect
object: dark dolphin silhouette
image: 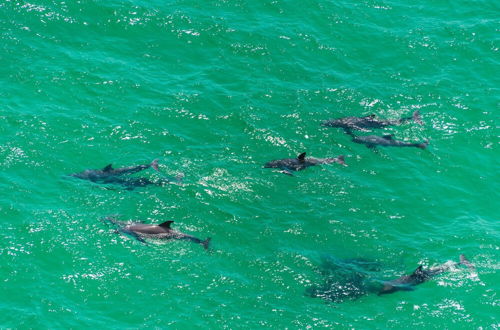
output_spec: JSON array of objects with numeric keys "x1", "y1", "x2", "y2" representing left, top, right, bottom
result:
[
  {"x1": 103, "y1": 216, "x2": 211, "y2": 250},
  {"x1": 378, "y1": 254, "x2": 475, "y2": 295},
  {"x1": 70, "y1": 159, "x2": 159, "y2": 182},
  {"x1": 321, "y1": 111, "x2": 422, "y2": 131},
  {"x1": 68, "y1": 159, "x2": 182, "y2": 189},
  {"x1": 100, "y1": 176, "x2": 182, "y2": 190},
  {"x1": 346, "y1": 130, "x2": 428, "y2": 149},
  {"x1": 264, "y1": 152, "x2": 346, "y2": 175}
]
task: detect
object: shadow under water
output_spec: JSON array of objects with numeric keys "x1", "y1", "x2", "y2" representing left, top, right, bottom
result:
[{"x1": 305, "y1": 255, "x2": 383, "y2": 303}]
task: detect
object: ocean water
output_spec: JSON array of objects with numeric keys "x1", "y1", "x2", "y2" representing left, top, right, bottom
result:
[{"x1": 0, "y1": 0, "x2": 498, "y2": 328}]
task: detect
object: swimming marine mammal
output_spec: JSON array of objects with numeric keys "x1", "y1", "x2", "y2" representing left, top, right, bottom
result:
[
  {"x1": 68, "y1": 159, "x2": 181, "y2": 189},
  {"x1": 378, "y1": 254, "x2": 475, "y2": 295},
  {"x1": 346, "y1": 131, "x2": 428, "y2": 149},
  {"x1": 100, "y1": 176, "x2": 183, "y2": 190},
  {"x1": 264, "y1": 152, "x2": 346, "y2": 175},
  {"x1": 306, "y1": 254, "x2": 475, "y2": 302},
  {"x1": 103, "y1": 217, "x2": 211, "y2": 250},
  {"x1": 321, "y1": 111, "x2": 422, "y2": 131},
  {"x1": 70, "y1": 159, "x2": 159, "y2": 182}
]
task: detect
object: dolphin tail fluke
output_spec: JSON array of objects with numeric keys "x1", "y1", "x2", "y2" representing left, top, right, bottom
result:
[
  {"x1": 459, "y1": 254, "x2": 475, "y2": 270},
  {"x1": 201, "y1": 237, "x2": 211, "y2": 250},
  {"x1": 336, "y1": 155, "x2": 347, "y2": 166},
  {"x1": 413, "y1": 111, "x2": 423, "y2": 125},
  {"x1": 417, "y1": 140, "x2": 429, "y2": 149},
  {"x1": 151, "y1": 159, "x2": 159, "y2": 171}
]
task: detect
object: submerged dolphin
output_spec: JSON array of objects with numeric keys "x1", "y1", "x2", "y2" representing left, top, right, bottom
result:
[
  {"x1": 264, "y1": 152, "x2": 346, "y2": 175},
  {"x1": 321, "y1": 111, "x2": 422, "y2": 131},
  {"x1": 379, "y1": 254, "x2": 475, "y2": 295},
  {"x1": 346, "y1": 131, "x2": 428, "y2": 149},
  {"x1": 101, "y1": 176, "x2": 182, "y2": 190},
  {"x1": 68, "y1": 159, "x2": 182, "y2": 189},
  {"x1": 70, "y1": 159, "x2": 159, "y2": 182},
  {"x1": 103, "y1": 217, "x2": 211, "y2": 249}
]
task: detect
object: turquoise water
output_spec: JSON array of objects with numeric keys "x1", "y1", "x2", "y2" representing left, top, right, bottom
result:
[{"x1": 1, "y1": 0, "x2": 498, "y2": 327}]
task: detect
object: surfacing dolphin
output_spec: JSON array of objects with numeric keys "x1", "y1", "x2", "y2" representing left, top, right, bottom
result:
[
  {"x1": 264, "y1": 152, "x2": 346, "y2": 175},
  {"x1": 70, "y1": 159, "x2": 159, "y2": 181},
  {"x1": 103, "y1": 216, "x2": 211, "y2": 250},
  {"x1": 346, "y1": 130, "x2": 428, "y2": 149},
  {"x1": 321, "y1": 111, "x2": 422, "y2": 131},
  {"x1": 378, "y1": 254, "x2": 475, "y2": 295},
  {"x1": 68, "y1": 159, "x2": 182, "y2": 189}
]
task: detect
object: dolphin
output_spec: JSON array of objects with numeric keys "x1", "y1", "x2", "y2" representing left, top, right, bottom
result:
[
  {"x1": 70, "y1": 159, "x2": 159, "y2": 182},
  {"x1": 346, "y1": 130, "x2": 428, "y2": 149},
  {"x1": 321, "y1": 111, "x2": 422, "y2": 131},
  {"x1": 264, "y1": 152, "x2": 346, "y2": 175},
  {"x1": 378, "y1": 254, "x2": 475, "y2": 295},
  {"x1": 103, "y1": 217, "x2": 211, "y2": 249},
  {"x1": 101, "y1": 176, "x2": 182, "y2": 190}
]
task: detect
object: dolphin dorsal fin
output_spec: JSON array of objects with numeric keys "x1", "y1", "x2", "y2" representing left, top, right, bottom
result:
[
  {"x1": 366, "y1": 114, "x2": 376, "y2": 119},
  {"x1": 297, "y1": 152, "x2": 306, "y2": 162},
  {"x1": 383, "y1": 134, "x2": 394, "y2": 140},
  {"x1": 413, "y1": 265, "x2": 424, "y2": 275},
  {"x1": 103, "y1": 164, "x2": 113, "y2": 172},
  {"x1": 158, "y1": 220, "x2": 174, "y2": 229}
]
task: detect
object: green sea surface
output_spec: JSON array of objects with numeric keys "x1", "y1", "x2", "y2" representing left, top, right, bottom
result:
[{"x1": 1, "y1": 0, "x2": 498, "y2": 328}]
